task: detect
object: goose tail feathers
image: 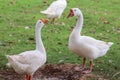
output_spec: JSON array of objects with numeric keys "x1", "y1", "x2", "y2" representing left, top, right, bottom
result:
[{"x1": 107, "y1": 42, "x2": 114, "y2": 47}]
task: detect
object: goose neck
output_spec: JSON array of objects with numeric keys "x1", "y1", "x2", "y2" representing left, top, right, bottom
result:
[
  {"x1": 75, "y1": 14, "x2": 83, "y2": 30},
  {"x1": 35, "y1": 26, "x2": 46, "y2": 54}
]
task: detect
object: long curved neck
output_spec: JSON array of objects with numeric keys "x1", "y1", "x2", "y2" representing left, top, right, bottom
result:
[
  {"x1": 35, "y1": 26, "x2": 46, "y2": 54},
  {"x1": 73, "y1": 13, "x2": 83, "y2": 35}
]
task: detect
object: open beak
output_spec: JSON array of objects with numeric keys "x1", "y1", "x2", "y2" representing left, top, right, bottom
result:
[
  {"x1": 67, "y1": 9, "x2": 74, "y2": 18},
  {"x1": 40, "y1": 18, "x2": 48, "y2": 24}
]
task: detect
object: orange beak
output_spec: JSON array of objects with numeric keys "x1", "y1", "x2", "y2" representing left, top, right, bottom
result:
[
  {"x1": 67, "y1": 9, "x2": 74, "y2": 18},
  {"x1": 40, "y1": 18, "x2": 48, "y2": 24}
]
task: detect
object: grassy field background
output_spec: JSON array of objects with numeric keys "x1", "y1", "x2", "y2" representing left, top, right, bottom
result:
[{"x1": 0, "y1": 0, "x2": 120, "y2": 79}]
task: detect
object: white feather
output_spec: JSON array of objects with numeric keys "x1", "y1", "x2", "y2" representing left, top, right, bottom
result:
[
  {"x1": 68, "y1": 8, "x2": 113, "y2": 60},
  {"x1": 6, "y1": 19, "x2": 47, "y2": 78},
  {"x1": 40, "y1": 0, "x2": 67, "y2": 18}
]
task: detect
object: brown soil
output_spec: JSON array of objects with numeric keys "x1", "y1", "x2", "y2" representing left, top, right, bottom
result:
[{"x1": 0, "y1": 63, "x2": 107, "y2": 80}]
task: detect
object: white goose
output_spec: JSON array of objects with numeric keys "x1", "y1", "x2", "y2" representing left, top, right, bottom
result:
[
  {"x1": 6, "y1": 19, "x2": 47, "y2": 80},
  {"x1": 67, "y1": 8, "x2": 113, "y2": 74},
  {"x1": 40, "y1": 0, "x2": 67, "y2": 24}
]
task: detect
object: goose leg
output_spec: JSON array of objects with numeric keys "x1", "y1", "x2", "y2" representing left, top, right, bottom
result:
[
  {"x1": 74, "y1": 57, "x2": 86, "y2": 71},
  {"x1": 82, "y1": 60, "x2": 93, "y2": 74},
  {"x1": 51, "y1": 18, "x2": 55, "y2": 24},
  {"x1": 26, "y1": 74, "x2": 32, "y2": 80},
  {"x1": 28, "y1": 75, "x2": 32, "y2": 80},
  {"x1": 54, "y1": 18, "x2": 60, "y2": 25},
  {"x1": 57, "y1": 18, "x2": 60, "y2": 25},
  {"x1": 26, "y1": 75, "x2": 29, "y2": 80}
]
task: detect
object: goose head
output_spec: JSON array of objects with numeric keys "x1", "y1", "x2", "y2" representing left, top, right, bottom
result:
[
  {"x1": 36, "y1": 18, "x2": 48, "y2": 27},
  {"x1": 67, "y1": 8, "x2": 81, "y2": 18}
]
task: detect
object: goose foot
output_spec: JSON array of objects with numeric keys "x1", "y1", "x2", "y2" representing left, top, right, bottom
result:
[
  {"x1": 74, "y1": 66, "x2": 84, "y2": 71},
  {"x1": 82, "y1": 70, "x2": 91, "y2": 74},
  {"x1": 82, "y1": 60, "x2": 93, "y2": 74},
  {"x1": 74, "y1": 57, "x2": 86, "y2": 71}
]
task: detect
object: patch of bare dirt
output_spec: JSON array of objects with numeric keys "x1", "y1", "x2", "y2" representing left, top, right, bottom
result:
[{"x1": 0, "y1": 63, "x2": 107, "y2": 80}]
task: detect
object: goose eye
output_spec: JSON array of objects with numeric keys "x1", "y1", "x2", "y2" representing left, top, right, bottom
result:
[{"x1": 39, "y1": 21, "x2": 41, "y2": 23}]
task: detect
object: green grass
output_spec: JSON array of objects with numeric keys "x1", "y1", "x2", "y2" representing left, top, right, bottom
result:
[{"x1": 0, "y1": 0, "x2": 120, "y2": 79}]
